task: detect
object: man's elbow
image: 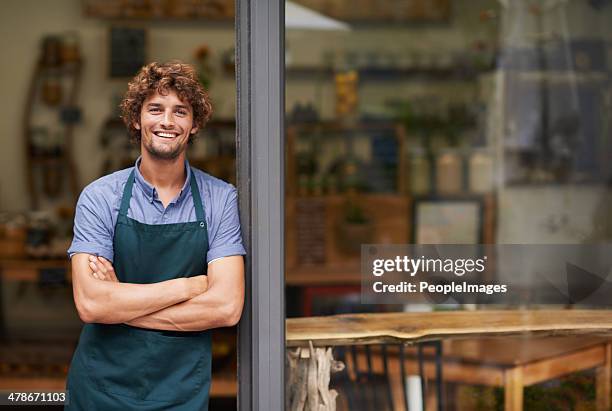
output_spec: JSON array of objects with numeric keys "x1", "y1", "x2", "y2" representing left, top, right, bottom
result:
[
  {"x1": 223, "y1": 301, "x2": 244, "y2": 327},
  {"x1": 75, "y1": 298, "x2": 100, "y2": 323},
  {"x1": 75, "y1": 292, "x2": 115, "y2": 324}
]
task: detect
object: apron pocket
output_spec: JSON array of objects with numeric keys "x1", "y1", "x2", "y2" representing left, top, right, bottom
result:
[
  {"x1": 82, "y1": 324, "x2": 210, "y2": 404},
  {"x1": 142, "y1": 331, "x2": 210, "y2": 403},
  {"x1": 85, "y1": 325, "x2": 152, "y2": 401}
]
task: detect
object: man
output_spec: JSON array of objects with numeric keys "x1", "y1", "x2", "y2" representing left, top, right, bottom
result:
[{"x1": 65, "y1": 61, "x2": 245, "y2": 411}]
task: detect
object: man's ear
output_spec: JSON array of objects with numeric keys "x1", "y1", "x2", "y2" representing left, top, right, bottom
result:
[
  {"x1": 190, "y1": 126, "x2": 199, "y2": 135},
  {"x1": 134, "y1": 122, "x2": 141, "y2": 130}
]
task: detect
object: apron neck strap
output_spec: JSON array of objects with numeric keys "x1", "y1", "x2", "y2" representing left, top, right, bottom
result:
[
  {"x1": 189, "y1": 168, "x2": 205, "y2": 222},
  {"x1": 119, "y1": 170, "x2": 136, "y2": 217}
]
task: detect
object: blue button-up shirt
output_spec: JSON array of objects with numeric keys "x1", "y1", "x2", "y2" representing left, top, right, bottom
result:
[{"x1": 68, "y1": 158, "x2": 246, "y2": 264}]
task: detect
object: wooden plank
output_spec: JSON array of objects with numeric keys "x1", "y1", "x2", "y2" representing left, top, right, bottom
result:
[
  {"x1": 286, "y1": 310, "x2": 612, "y2": 347},
  {"x1": 0, "y1": 259, "x2": 69, "y2": 270},
  {"x1": 210, "y1": 375, "x2": 237, "y2": 398},
  {"x1": 596, "y1": 343, "x2": 611, "y2": 411},
  {"x1": 0, "y1": 377, "x2": 66, "y2": 390}
]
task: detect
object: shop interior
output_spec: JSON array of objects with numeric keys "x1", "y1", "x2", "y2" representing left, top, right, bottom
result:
[
  {"x1": 0, "y1": 0, "x2": 611, "y2": 410},
  {"x1": 0, "y1": 0, "x2": 238, "y2": 409},
  {"x1": 282, "y1": 0, "x2": 612, "y2": 410}
]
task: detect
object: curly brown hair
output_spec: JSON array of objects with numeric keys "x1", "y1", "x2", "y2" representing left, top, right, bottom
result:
[{"x1": 120, "y1": 61, "x2": 213, "y2": 143}]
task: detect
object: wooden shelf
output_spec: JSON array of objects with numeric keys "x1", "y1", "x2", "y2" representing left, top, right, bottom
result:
[
  {"x1": 0, "y1": 259, "x2": 70, "y2": 282},
  {"x1": 38, "y1": 64, "x2": 81, "y2": 75},
  {"x1": 286, "y1": 263, "x2": 361, "y2": 286},
  {"x1": 285, "y1": 194, "x2": 410, "y2": 270},
  {"x1": 29, "y1": 157, "x2": 68, "y2": 165},
  {"x1": 23, "y1": 59, "x2": 82, "y2": 209},
  {"x1": 515, "y1": 70, "x2": 608, "y2": 83},
  {"x1": 209, "y1": 373, "x2": 237, "y2": 398},
  {"x1": 0, "y1": 376, "x2": 67, "y2": 390},
  {"x1": 285, "y1": 66, "x2": 491, "y2": 82}
]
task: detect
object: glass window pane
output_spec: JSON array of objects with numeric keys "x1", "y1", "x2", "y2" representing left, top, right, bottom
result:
[{"x1": 285, "y1": 1, "x2": 612, "y2": 409}]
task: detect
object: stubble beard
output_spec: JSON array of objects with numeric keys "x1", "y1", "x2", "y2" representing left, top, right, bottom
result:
[{"x1": 143, "y1": 138, "x2": 185, "y2": 161}]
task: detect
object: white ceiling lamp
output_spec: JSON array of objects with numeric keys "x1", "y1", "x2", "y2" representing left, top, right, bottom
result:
[{"x1": 285, "y1": 1, "x2": 350, "y2": 31}]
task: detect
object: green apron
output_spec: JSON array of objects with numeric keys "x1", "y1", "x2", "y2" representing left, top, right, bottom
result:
[{"x1": 66, "y1": 169, "x2": 211, "y2": 411}]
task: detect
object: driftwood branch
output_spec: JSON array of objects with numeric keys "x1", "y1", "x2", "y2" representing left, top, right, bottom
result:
[{"x1": 287, "y1": 341, "x2": 345, "y2": 411}]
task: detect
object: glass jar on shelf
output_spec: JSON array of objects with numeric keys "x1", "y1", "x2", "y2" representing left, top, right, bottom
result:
[
  {"x1": 468, "y1": 148, "x2": 495, "y2": 193},
  {"x1": 435, "y1": 148, "x2": 463, "y2": 194},
  {"x1": 61, "y1": 31, "x2": 81, "y2": 64},
  {"x1": 406, "y1": 146, "x2": 430, "y2": 195}
]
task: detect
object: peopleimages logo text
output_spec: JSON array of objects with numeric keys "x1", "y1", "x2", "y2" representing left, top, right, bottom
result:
[{"x1": 372, "y1": 255, "x2": 488, "y2": 277}]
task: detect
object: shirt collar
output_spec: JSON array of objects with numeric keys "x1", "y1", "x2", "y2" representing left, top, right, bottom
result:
[{"x1": 133, "y1": 156, "x2": 192, "y2": 204}]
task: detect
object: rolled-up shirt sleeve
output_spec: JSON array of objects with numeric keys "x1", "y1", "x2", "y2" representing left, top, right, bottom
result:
[
  {"x1": 67, "y1": 186, "x2": 115, "y2": 262},
  {"x1": 206, "y1": 186, "x2": 246, "y2": 264}
]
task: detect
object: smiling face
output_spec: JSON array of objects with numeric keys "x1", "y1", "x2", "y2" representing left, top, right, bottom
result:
[{"x1": 135, "y1": 89, "x2": 198, "y2": 161}]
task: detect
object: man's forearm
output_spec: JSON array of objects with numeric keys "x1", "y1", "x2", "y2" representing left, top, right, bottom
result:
[
  {"x1": 126, "y1": 284, "x2": 241, "y2": 331},
  {"x1": 72, "y1": 253, "x2": 207, "y2": 324},
  {"x1": 126, "y1": 257, "x2": 244, "y2": 331},
  {"x1": 78, "y1": 278, "x2": 193, "y2": 324}
]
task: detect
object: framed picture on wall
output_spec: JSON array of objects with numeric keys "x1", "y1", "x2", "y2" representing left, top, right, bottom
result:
[
  {"x1": 109, "y1": 26, "x2": 147, "y2": 78},
  {"x1": 412, "y1": 196, "x2": 485, "y2": 244}
]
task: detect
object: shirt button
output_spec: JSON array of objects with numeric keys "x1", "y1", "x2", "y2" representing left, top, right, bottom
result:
[{"x1": 200, "y1": 222, "x2": 205, "y2": 228}]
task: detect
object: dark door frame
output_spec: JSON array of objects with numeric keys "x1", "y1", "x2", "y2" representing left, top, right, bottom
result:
[{"x1": 236, "y1": 0, "x2": 285, "y2": 409}]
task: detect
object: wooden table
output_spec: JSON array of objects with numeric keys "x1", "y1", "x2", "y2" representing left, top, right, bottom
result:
[
  {"x1": 347, "y1": 336, "x2": 610, "y2": 411},
  {"x1": 286, "y1": 310, "x2": 612, "y2": 411}
]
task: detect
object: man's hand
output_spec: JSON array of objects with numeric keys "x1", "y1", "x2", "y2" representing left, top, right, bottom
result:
[
  {"x1": 187, "y1": 275, "x2": 209, "y2": 298},
  {"x1": 88, "y1": 256, "x2": 209, "y2": 296},
  {"x1": 88, "y1": 256, "x2": 118, "y2": 282}
]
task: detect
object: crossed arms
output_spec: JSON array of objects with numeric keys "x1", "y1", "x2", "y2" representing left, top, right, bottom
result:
[{"x1": 71, "y1": 253, "x2": 244, "y2": 332}]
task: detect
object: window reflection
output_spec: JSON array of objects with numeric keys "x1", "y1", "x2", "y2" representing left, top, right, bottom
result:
[{"x1": 285, "y1": 1, "x2": 612, "y2": 409}]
